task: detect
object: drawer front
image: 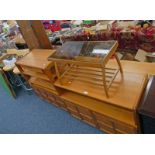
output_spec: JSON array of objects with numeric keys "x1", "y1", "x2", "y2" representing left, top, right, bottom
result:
[
  {"x1": 55, "y1": 96, "x2": 68, "y2": 111},
  {"x1": 34, "y1": 86, "x2": 137, "y2": 134},
  {"x1": 93, "y1": 112, "x2": 113, "y2": 127},
  {"x1": 65, "y1": 100, "x2": 77, "y2": 112},
  {"x1": 77, "y1": 106, "x2": 92, "y2": 117},
  {"x1": 93, "y1": 112, "x2": 137, "y2": 134},
  {"x1": 99, "y1": 122, "x2": 115, "y2": 134},
  {"x1": 33, "y1": 86, "x2": 60, "y2": 107},
  {"x1": 114, "y1": 121, "x2": 137, "y2": 134},
  {"x1": 47, "y1": 93, "x2": 56, "y2": 103},
  {"x1": 39, "y1": 89, "x2": 47, "y2": 98},
  {"x1": 64, "y1": 101, "x2": 97, "y2": 127},
  {"x1": 70, "y1": 110, "x2": 82, "y2": 120},
  {"x1": 45, "y1": 98, "x2": 59, "y2": 107},
  {"x1": 81, "y1": 114, "x2": 96, "y2": 127}
]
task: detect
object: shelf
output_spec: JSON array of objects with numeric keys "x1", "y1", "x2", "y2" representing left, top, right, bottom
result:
[
  {"x1": 29, "y1": 77, "x2": 58, "y2": 95},
  {"x1": 23, "y1": 70, "x2": 50, "y2": 81},
  {"x1": 30, "y1": 77, "x2": 56, "y2": 90},
  {"x1": 59, "y1": 65, "x2": 119, "y2": 89},
  {"x1": 55, "y1": 71, "x2": 147, "y2": 110}
]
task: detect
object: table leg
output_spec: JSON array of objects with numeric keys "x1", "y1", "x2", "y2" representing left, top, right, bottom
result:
[
  {"x1": 101, "y1": 65, "x2": 109, "y2": 98},
  {"x1": 114, "y1": 53, "x2": 123, "y2": 74}
]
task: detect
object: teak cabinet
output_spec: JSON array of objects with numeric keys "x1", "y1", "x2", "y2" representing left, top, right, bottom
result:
[
  {"x1": 16, "y1": 49, "x2": 148, "y2": 134},
  {"x1": 31, "y1": 83, "x2": 138, "y2": 133}
]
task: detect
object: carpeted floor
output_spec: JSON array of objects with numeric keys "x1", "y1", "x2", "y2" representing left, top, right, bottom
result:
[{"x1": 0, "y1": 86, "x2": 103, "y2": 134}]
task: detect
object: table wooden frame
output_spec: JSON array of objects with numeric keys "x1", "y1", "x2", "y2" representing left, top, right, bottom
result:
[{"x1": 48, "y1": 41, "x2": 123, "y2": 97}]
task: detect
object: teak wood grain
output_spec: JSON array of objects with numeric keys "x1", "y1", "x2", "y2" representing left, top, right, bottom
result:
[
  {"x1": 16, "y1": 49, "x2": 55, "y2": 69},
  {"x1": 55, "y1": 71, "x2": 147, "y2": 110},
  {"x1": 16, "y1": 48, "x2": 155, "y2": 133}
]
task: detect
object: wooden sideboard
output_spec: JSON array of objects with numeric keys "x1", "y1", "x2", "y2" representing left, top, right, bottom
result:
[{"x1": 16, "y1": 49, "x2": 154, "y2": 134}]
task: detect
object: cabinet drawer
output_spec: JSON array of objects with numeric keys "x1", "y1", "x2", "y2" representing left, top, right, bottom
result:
[
  {"x1": 77, "y1": 106, "x2": 92, "y2": 117},
  {"x1": 33, "y1": 86, "x2": 57, "y2": 104},
  {"x1": 55, "y1": 96, "x2": 64, "y2": 105},
  {"x1": 114, "y1": 121, "x2": 137, "y2": 134},
  {"x1": 81, "y1": 114, "x2": 96, "y2": 127},
  {"x1": 93, "y1": 112, "x2": 113, "y2": 127},
  {"x1": 45, "y1": 98, "x2": 59, "y2": 107},
  {"x1": 70, "y1": 110, "x2": 82, "y2": 120},
  {"x1": 40, "y1": 90, "x2": 47, "y2": 98},
  {"x1": 94, "y1": 112, "x2": 137, "y2": 133},
  {"x1": 60, "y1": 104, "x2": 67, "y2": 111},
  {"x1": 55, "y1": 97, "x2": 68, "y2": 111},
  {"x1": 47, "y1": 93, "x2": 56, "y2": 102},
  {"x1": 98, "y1": 122, "x2": 115, "y2": 134},
  {"x1": 65, "y1": 100, "x2": 77, "y2": 112}
]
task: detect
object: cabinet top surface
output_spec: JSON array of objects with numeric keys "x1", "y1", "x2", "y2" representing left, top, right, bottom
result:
[
  {"x1": 55, "y1": 71, "x2": 147, "y2": 110},
  {"x1": 107, "y1": 60, "x2": 155, "y2": 75},
  {"x1": 16, "y1": 49, "x2": 55, "y2": 69},
  {"x1": 48, "y1": 40, "x2": 117, "y2": 63}
]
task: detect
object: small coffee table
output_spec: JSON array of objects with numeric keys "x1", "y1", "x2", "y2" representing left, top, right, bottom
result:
[{"x1": 48, "y1": 40, "x2": 123, "y2": 97}]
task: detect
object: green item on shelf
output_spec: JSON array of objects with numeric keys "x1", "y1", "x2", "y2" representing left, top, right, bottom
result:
[
  {"x1": 83, "y1": 20, "x2": 94, "y2": 25},
  {"x1": 0, "y1": 70, "x2": 16, "y2": 98}
]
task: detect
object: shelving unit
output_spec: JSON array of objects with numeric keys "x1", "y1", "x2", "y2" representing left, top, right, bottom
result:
[{"x1": 16, "y1": 49, "x2": 59, "y2": 95}]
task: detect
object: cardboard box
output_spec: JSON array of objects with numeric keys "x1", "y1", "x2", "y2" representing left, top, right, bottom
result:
[{"x1": 135, "y1": 49, "x2": 147, "y2": 62}]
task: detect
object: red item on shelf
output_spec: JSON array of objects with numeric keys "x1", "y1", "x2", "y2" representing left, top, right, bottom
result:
[{"x1": 50, "y1": 23, "x2": 61, "y2": 32}]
